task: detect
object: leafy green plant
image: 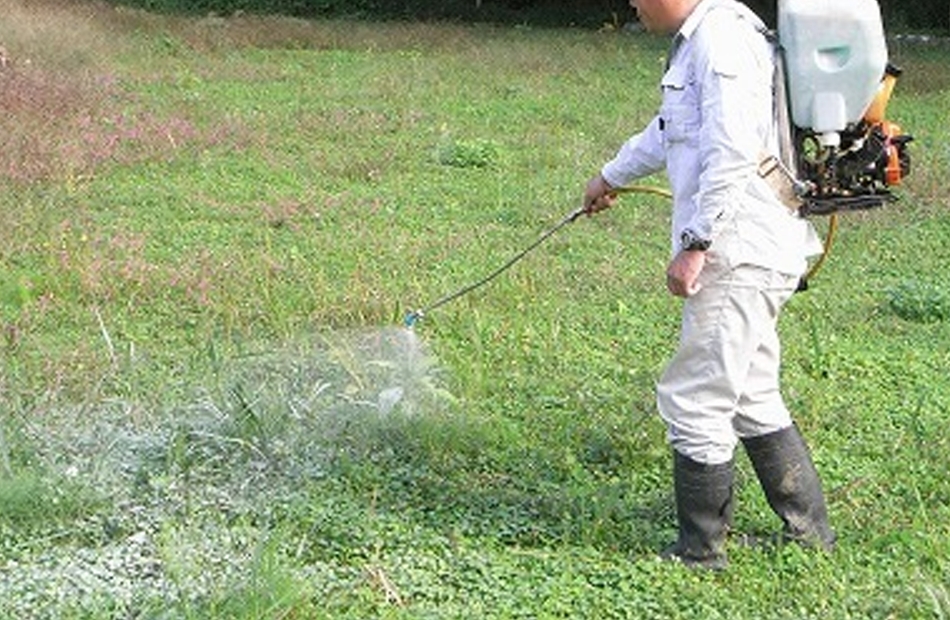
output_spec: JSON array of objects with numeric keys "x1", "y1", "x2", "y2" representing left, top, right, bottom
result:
[
  {"x1": 435, "y1": 134, "x2": 501, "y2": 169},
  {"x1": 886, "y1": 279, "x2": 950, "y2": 323}
]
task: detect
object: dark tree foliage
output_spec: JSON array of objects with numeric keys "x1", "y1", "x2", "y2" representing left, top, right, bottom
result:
[
  {"x1": 108, "y1": 0, "x2": 633, "y2": 26},
  {"x1": 108, "y1": 0, "x2": 948, "y2": 32}
]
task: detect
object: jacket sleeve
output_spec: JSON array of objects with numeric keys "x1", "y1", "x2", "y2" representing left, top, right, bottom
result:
[{"x1": 600, "y1": 115, "x2": 666, "y2": 189}]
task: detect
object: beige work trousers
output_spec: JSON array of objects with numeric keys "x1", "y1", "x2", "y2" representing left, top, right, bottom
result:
[{"x1": 656, "y1": 264, "x2": 800, "y2": 465}]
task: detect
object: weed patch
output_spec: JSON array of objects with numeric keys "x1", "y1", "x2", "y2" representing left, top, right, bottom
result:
[
  {"x1": 435, "y1": 134, "x2": 502, "y2": 169},
  {"x1": 0, "y1": 65, "x2": 207, "y2": 184},
  {"x1": 886, "y1": 279, "x2": 950, "y2": 322}
]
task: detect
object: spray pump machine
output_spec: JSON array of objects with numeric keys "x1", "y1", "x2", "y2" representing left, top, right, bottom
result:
[{"x1": 773, "y1": 0, "x2": 912, "y2": 216}]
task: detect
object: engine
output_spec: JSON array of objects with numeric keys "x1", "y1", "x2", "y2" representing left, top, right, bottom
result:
[
  {"x1": 794, "y1": 100, "x2": 913, "y2": 216},
  {"x1": 777, "y1": 0, "x2": 912, "y2": 216}
]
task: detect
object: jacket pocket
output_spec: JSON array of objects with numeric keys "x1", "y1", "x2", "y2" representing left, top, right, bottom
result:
[{"x1": 660, "y1": 66, "x2": 700, "y2": 146}]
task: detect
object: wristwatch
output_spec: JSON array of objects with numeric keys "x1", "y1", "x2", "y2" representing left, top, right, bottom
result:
[{"x1": 680, "y1": 228, "x2": 711, "y2": 252}]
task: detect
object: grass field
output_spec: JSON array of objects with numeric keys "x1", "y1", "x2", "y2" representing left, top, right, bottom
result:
[{"x1": 1, "y1": 1, "x2": 949, "y2": 617}]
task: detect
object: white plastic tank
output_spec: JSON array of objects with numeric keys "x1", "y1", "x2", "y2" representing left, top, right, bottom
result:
[{"x1": 778, "y1": 0, "x2": 888, "y2": 146}]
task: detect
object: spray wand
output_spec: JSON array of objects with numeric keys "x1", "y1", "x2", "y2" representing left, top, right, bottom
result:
[
  {"x1": 403, "y1": 185, "x2": 674, "y2": 328},
  {"x1": 404, "y1": 204, "x2": 586, "y2": 328}
]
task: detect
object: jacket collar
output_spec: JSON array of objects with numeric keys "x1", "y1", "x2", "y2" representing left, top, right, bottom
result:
[{"x1": 677, "y1": 0, "x2": 763, "y2": 41}]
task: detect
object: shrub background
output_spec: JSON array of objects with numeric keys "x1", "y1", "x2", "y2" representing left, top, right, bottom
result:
[{"x1": 106, "y1": 0, "x2": 950, "y2": 32}]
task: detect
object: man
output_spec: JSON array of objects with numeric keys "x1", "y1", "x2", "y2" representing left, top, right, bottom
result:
[{"x1": 582, "y1": 0, "x2": 836, "y2": 569}]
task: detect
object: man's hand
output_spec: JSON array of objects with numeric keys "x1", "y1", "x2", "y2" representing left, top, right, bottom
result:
[
  {"x1": 583, "y1": 174, "x2": 618, "y2": 216},
  {"x1": 666, "y1": 250, "x2": 706, "y2": 297}
]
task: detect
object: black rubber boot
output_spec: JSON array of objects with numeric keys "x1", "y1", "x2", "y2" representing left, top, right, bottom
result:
[
  {"x1": 662, "y1": 451, "x2": 734, "y2": 570},
  {"x1": 742, "y1": 425, "x2": 836, "y2": 551}
]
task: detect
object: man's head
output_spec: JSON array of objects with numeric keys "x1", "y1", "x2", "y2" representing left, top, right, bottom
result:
[{"x1": 630, "y1": 0, "x2": 702, "y2": 33}]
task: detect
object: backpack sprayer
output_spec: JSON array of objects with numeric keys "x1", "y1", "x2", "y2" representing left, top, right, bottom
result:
[
  {"x1": 404, "y1": 0, "x2": 912, "y2": 327},
  {"x1": 769, "y1": 0, "x2": 912, "y2": 217}
]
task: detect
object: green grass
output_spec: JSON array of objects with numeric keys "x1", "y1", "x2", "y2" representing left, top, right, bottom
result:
[{"x1": 2, "y1": 2, "x2": 950, "y2": 618}]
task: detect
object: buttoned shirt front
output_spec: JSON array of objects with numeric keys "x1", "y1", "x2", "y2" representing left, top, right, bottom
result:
[{"x1": 601, "y1": 0, "x2": 820, "y2": 276}]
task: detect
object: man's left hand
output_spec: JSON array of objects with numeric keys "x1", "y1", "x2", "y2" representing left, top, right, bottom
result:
[{"x1": 666, "y1": 250, "x2": 706, "y2": 297}]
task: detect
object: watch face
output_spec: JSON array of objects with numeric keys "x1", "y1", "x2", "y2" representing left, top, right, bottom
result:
[{"x1": 681, "y1": 230, "x2": 710, "y2": 251}]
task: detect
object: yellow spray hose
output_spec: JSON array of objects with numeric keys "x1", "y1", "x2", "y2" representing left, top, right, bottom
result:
[
  {"x1": 804, "y1": 213, "x2": 837, "y2": 284},
  {"x1": 611, "y1": 184, "x2": 674, "y2": 200},
  {"x1": 613, "y1": 184, "x2": 836, "y2": 285}
]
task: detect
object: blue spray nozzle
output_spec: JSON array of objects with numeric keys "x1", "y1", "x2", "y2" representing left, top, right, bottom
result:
[{"x1": 404, "y1": 310, "x2": 424, "y2": 328}]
